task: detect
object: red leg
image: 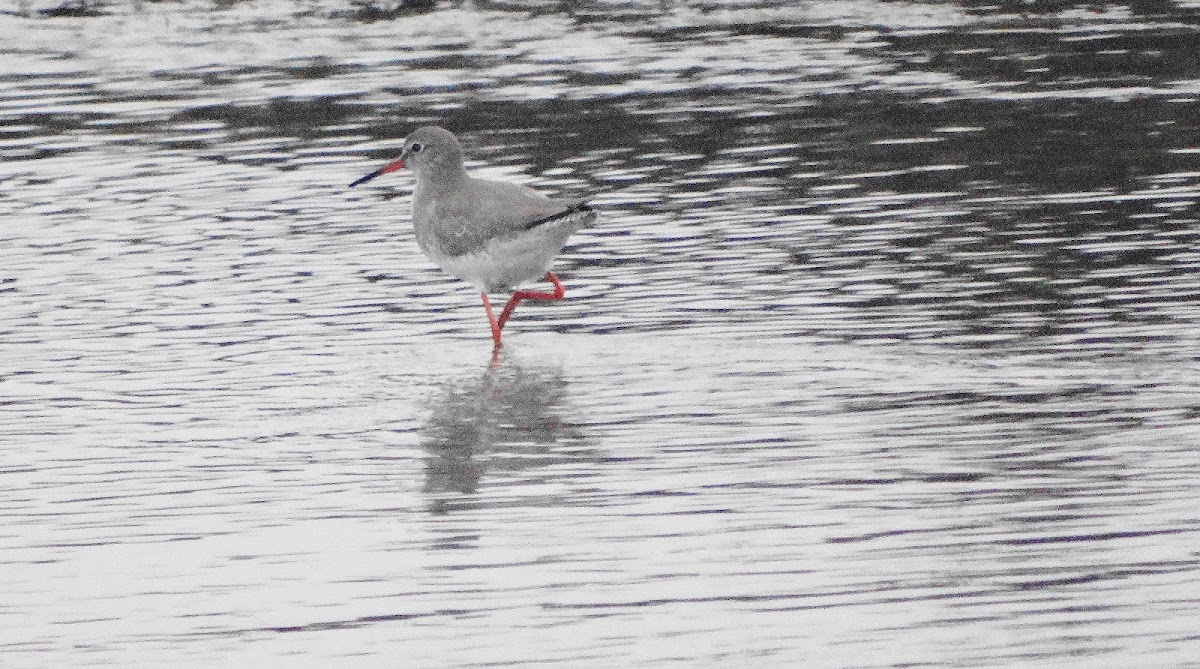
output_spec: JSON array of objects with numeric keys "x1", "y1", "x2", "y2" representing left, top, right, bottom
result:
[
  {"x1": 480, "y1": 293, "x2": 502, "y2": 348},
  {"x1": 497, "y1": 272, "x2": 565, "y2": 331}
]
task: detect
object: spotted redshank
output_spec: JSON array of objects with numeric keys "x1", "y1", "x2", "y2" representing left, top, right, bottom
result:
[{"x1": 349, "y1": 126, "x2": 596, "y2": 349}]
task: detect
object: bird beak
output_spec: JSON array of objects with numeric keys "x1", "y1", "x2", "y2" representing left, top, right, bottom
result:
[{"x1": 348, "y1": 156, "x2": 405, "y2": 187}]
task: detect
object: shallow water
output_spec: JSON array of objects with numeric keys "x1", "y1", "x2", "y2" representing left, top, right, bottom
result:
[{"x1": 2, "y1": 1, "x2": 1199, "y2": 666}]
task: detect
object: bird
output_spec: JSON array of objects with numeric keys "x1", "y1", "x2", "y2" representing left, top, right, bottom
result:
[{"x1": 349, "y1": 126, "x2": 596, "y2": 349}]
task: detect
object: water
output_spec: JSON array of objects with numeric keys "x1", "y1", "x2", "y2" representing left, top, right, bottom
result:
[{"x1": 2, "y1": 1, "x2": 1199, "y2": 666}]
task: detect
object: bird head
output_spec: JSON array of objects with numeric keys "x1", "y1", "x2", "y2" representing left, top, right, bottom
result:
[{"x1": 349, "y1": 126, "x2": 464, "y2": 188}]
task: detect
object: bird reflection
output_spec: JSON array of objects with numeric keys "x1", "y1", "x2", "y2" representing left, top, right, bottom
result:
[{"x1": 420, "y1": 354, "x2": 589, "y2": 514}]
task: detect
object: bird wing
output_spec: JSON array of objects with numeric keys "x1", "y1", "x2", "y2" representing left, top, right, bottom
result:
[{"x1": 429, "y1": 177, "x2": 587, "y2": 258}]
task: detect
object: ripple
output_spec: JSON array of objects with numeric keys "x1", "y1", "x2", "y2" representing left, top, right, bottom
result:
[{"x1": 3, "y1": 2, "x2": 1200, "y2": 667}]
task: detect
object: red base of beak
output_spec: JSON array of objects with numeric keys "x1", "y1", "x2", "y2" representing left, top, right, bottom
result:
[{"x1": 348, "y1": 157, "x2": 405, "y2": 187}]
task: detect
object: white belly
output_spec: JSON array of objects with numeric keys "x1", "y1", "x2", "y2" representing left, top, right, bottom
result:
[{"x1": 432, "y1": 237, "x2": 562, "y2": 293}]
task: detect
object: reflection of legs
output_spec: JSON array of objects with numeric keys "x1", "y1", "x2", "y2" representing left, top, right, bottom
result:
[
  {"x1": 497, "y1": 272, "x2": 565, "y2": 331},
  {"x1": 480, "y1": 293, "x2": 502, "y2": 348}
]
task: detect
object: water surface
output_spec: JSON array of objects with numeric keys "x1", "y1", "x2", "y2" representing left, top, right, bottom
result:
[{"x1": 2, "y1": 1, "x2": 1199, "y2": 666}]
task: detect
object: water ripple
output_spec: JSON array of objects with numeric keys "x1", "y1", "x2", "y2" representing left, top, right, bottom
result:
[{"x1": 3, "y1": 2, "x2": 1200, "y2": 667}]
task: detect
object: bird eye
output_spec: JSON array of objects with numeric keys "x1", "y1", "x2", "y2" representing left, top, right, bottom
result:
[{"x1": 410, "y1": 142, "x2": 423, "y2": 153}]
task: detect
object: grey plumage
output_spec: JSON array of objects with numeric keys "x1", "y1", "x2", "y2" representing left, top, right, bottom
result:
[
  {"x1": 349, "y1": 125, "x2": 598, "y2": 344},
  {"x1": 398, "y1": 127, "x2": 596, "y2": 291}
]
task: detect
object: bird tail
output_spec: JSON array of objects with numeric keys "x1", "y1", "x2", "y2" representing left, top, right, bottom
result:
[{"x1": 522, "y1": 202, "x2": 597, "y2": 232}]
